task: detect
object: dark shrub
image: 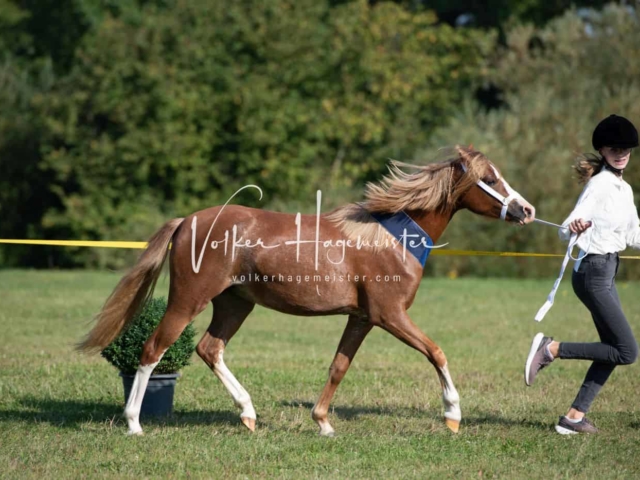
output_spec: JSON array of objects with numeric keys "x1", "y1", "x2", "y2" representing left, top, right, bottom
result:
[{"x1": 101, "y1": 297, "x2": 196, "y2": 375}]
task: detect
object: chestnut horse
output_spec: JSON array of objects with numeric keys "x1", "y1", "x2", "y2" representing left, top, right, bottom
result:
[{"x1": 79, "y1": 146, "x2": 535, "y2": 436}]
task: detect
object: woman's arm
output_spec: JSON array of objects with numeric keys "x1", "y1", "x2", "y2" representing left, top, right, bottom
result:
[{"x1": 558, "y1": 180, "x2": 600, "y2": 241}]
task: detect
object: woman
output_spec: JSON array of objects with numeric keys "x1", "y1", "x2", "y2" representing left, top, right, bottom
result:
[{"x1": 524, "y1": 114, "x2": 640, "y2": 434}]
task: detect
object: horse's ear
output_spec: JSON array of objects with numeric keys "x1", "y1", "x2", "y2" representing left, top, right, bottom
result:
[{"x1": 456, "y1": 145, "x2": 471, "y2": 161}]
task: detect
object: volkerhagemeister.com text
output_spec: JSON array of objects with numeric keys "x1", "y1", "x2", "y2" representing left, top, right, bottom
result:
[{"x1": 231, "y1": 273, "x2": 402, "y2": 284}]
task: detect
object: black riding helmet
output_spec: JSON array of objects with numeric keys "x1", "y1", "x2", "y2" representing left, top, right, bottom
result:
[{"x1": 592, "y1": 114, "x2": 639, "y2": 151}]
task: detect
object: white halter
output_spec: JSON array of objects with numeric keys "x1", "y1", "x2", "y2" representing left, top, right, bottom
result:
[
  {"x1": 462, "y1": 163, "x2": 524, "y2": 221},
  {"x1": 462, "y1": 160, "x2": 595, "y2": 323}
]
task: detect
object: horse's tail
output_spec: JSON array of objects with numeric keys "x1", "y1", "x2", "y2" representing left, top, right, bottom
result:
[{"x1": 77, "y1": 218, "x2": 185, "y2": 354}]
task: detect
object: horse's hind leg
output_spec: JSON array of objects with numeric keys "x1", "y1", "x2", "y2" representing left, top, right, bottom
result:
[
  {"x1": 196, "y1": 290, "x2": 257, "y2": 431},
  {"x1": 311, "y1": 315, "x2": 373, "y2": 436},
  {"x1": 124, "y1": 300, "x2": 207, "y2": 435},
  {"x1": 374, "y1": 309, "x2": 461, "y2": 433}
]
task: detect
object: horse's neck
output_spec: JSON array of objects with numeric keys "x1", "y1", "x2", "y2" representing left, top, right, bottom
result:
[{"x1": 405, "y1": 209, "x2": 454, "y2": 243}]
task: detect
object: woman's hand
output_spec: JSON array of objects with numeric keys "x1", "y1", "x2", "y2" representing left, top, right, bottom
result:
[{"x1": 569, "y1": 218, "x2": 592, "y2": 234}]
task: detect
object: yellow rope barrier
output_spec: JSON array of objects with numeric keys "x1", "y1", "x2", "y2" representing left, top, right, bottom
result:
[
  {"x1": 430, "y1": 249, "x2": 564, "y2": 258},
  {"x1": 2, "y1": 238, "x2": 640, "y2": 259},
  {"x1": 0, "y1": 239, "x2": 147, "y2": 249}
]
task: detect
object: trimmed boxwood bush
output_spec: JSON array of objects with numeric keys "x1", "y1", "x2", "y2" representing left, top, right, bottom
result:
[{"x1": 101, "y1": 297, "x2": 196, "y2": 375}]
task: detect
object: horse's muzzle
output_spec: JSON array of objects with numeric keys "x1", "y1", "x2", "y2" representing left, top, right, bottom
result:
[{"x1": 507, "y1": 200, "x2": 535, "y2": 225}]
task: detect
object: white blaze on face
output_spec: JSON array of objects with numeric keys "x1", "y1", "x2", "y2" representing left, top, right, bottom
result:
[
  {"x1": 489, "y1": 163, "x2": 532, "y2": 221},
  {"x1": 490, "y1": 164, "x2": 522, "y2": 200}
]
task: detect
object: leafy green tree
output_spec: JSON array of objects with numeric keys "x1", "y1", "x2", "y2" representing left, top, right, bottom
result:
[
  {"x1": 399, "y1": 0, "x2": 610, "y2": 28},
  {"x1": 34, "y1": 0, "x2": 494, "y2": 267},
  {"x1": 421, "y1": 5, "x2": 640, "y2": 279},
  {"x1": 0, "y1": 0, "x2": 30, "y2": 55},
  {"x1": 0, "y1": 59, "x2": 58, "y2": 266}
]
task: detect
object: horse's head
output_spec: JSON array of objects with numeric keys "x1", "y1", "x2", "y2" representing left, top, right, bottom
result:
[{"x1": 455, "y1": 147, "x2": 535, "y2": 225}]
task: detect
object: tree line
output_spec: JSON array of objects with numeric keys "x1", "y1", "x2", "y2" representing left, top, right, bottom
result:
[{"x1": 0, "y1": 1, "x2": 638, "y2": 278}]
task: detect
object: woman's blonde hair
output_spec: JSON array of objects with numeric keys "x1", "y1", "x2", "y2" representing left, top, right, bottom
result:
[{"x1": 573, "y1": 153, "x2": 604, "y2": 184}]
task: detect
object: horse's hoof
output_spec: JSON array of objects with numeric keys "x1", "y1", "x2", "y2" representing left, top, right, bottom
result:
[
  {"x1": 445, "y1": 418, "x2": 460, "y2": 433},
  {"x1": 241, "y1": 416, "x2": 256, "y2": 432},
  {"x1": 126, "y1": 429, "x2": 144, "y2": 436},
  {"x1": 318, "y1": 427, "x2": 336, "y2": 437}
]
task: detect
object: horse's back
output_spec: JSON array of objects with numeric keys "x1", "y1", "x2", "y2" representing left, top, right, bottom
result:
[{"x1": 168, "y1": 204, "x2": 420, "y2": 316}]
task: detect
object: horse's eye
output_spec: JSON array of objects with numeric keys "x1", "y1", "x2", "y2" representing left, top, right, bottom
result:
[{"x1": 486, "y1": 179, "x2": 497, "y2": 187}]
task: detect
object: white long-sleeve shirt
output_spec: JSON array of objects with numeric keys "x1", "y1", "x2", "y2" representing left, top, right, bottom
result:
[{"x1": 559, "y1": 168, "x2": 640, "y2": 254}]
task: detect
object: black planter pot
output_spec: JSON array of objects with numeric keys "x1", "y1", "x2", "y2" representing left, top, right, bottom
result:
[{"x1": 120, "y1": 372, "x2": 180, "y2": 417}]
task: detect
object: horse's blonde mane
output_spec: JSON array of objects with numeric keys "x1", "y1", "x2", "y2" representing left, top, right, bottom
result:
[{"x1": 326, "y1": 146, "x2": 487, "y2": 246}]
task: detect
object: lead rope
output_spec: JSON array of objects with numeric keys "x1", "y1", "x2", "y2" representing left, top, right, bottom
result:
[
  {"x1": 534, "y1": 221, "x2": 595, "y2": 322},
  {"x1": 460, "y1": 162, "x2": 592, "y2": 321}
]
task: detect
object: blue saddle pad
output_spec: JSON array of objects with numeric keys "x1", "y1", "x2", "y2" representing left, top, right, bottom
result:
[{"x1": 370, "y1": 211, "x2": 434, "y2": 267}]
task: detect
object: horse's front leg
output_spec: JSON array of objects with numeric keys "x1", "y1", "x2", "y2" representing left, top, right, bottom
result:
[
  {"x1": 373, "y1": 307, "x2": 461, "y2": 433},
  {"x1": 311, "y1": 315, "x2": 373, "y2": 436}
]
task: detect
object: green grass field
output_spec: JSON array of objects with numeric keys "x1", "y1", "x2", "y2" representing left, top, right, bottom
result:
[{"x1": 1, "y1": 269, "x2": 640, "y2": 479}]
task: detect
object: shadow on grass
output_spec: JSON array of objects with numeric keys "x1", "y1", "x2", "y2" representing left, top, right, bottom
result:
[
  {"x1": 281, "y1": 400, "x2": 549, "y2": 430},
  {"x1": 0, "y1": 397, "x2": 239, "y2": 429},
  {"x1": 462, "y1": 414, "x2": 549, "y2": 430},
  {"x1": 2, "y1": 397, "x2": 552, "y2": 431},
  {"x1": 281, "y1": 400, "x2": 435, "y2": 421}
]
